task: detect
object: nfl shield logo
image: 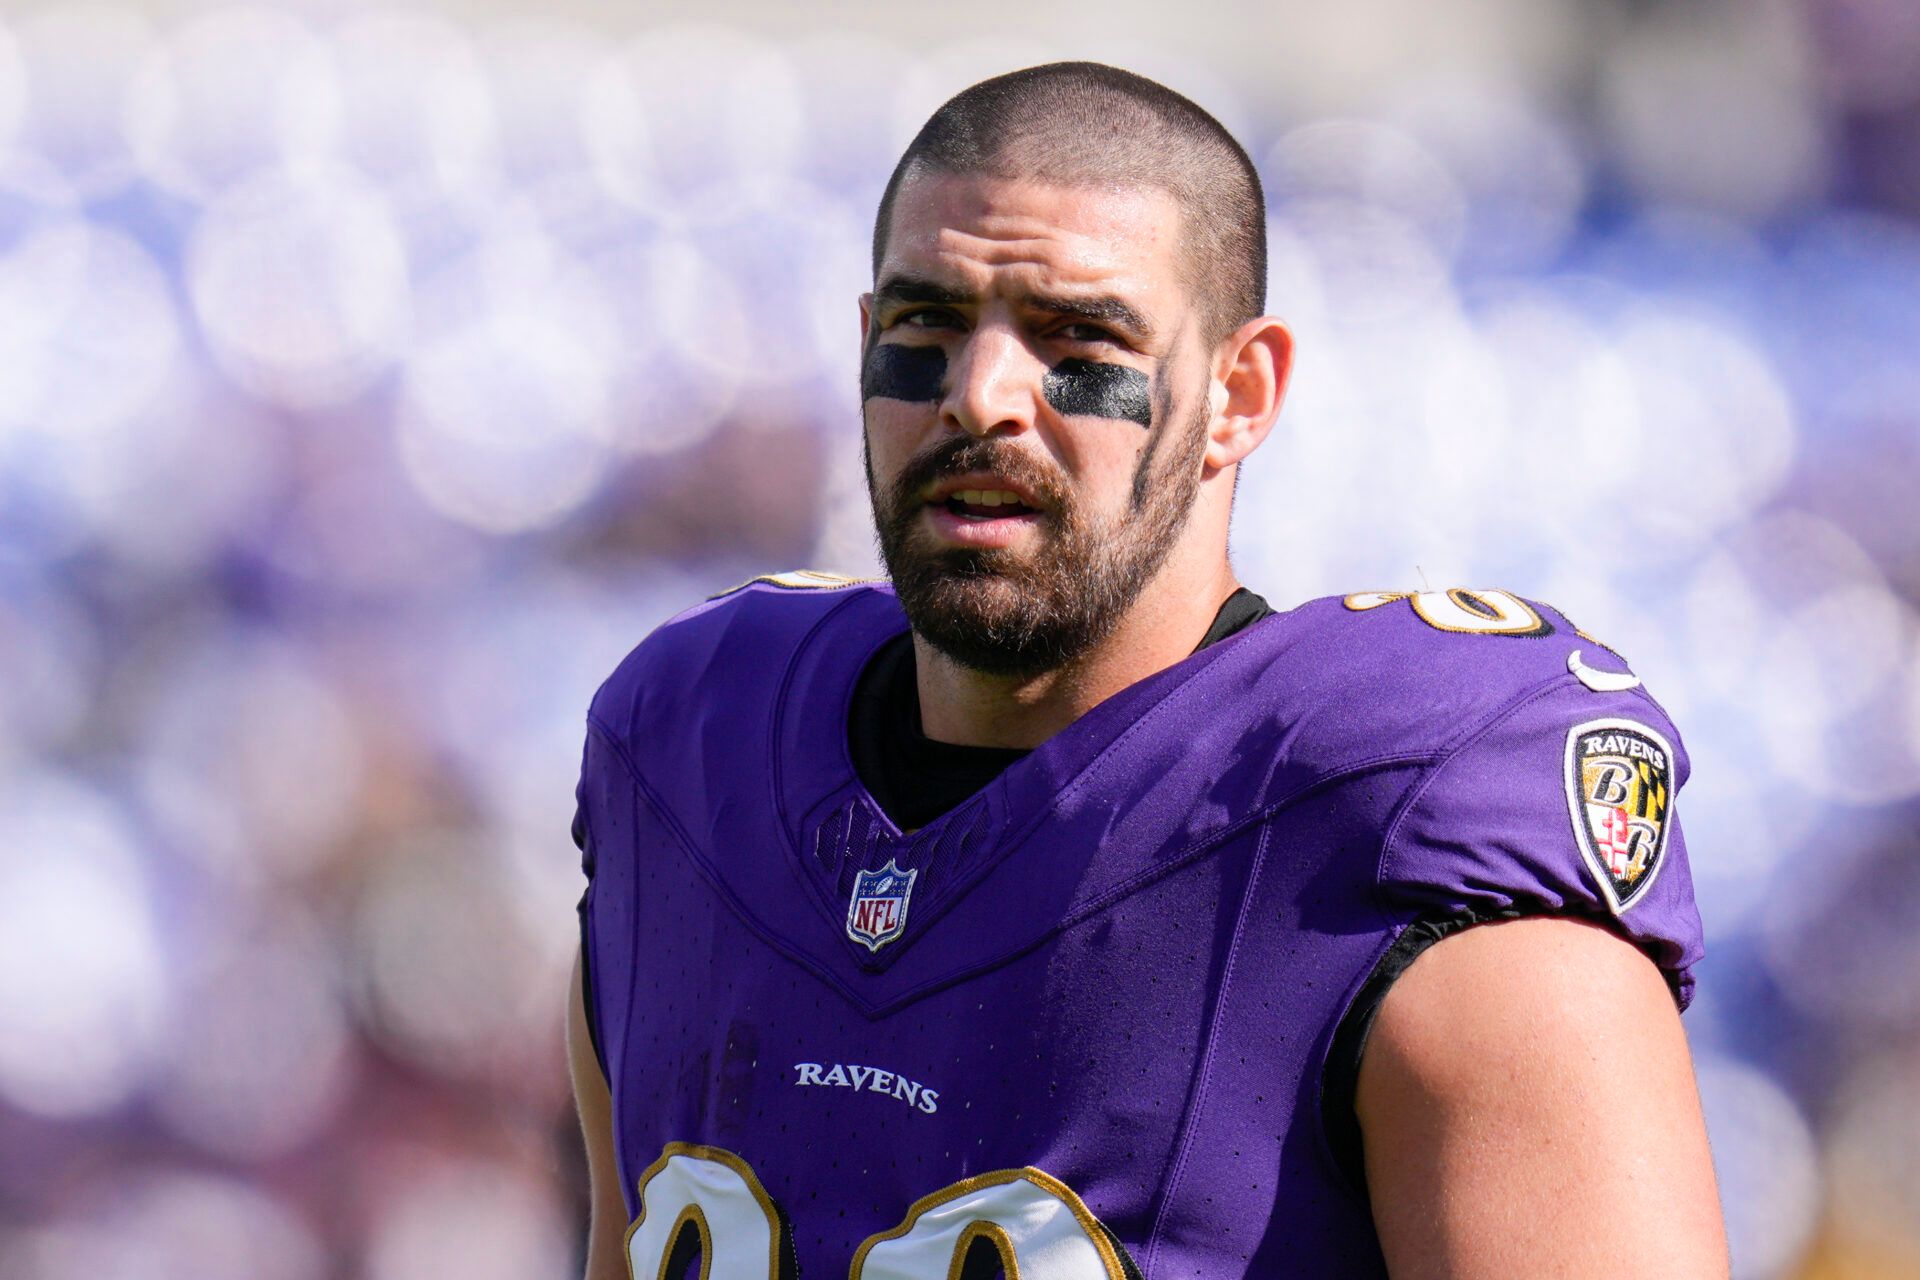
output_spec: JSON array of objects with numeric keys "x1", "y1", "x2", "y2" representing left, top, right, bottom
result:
[{"x1": 846, "y1": 859, "x2": 917, "y2": 952}]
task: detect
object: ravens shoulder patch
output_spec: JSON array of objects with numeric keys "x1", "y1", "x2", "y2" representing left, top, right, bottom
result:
[{"x1": 1564, "y1": 718, "x2": 1675, "y2": 914}]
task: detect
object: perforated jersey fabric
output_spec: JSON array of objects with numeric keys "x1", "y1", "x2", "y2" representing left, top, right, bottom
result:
[{"x1": 573, "y1": 579, "x2": 1702, "y2": 1278}]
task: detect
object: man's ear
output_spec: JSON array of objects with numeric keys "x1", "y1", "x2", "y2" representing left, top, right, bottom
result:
[
  {"x1": 858, "y1": 293, "x2": 874, "y2": 346},
  {"x1": 1205, "y1": 316, "x2": 1293, "y2": 471}
]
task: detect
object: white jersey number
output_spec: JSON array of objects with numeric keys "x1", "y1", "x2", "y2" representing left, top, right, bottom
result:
[
  {"x1": 1345, "y1": 588, "x2": 1550, "y2": 636},
  {"x1": 628, "y1": 1144, "x2": 1136, "y2": 1280},
  {"x1": 628, "y1": 1145, "x2": 791, "y2": 1280},
  {"x1": 852, "y1": 1167, "x2": 1135, "y2": 1280}
]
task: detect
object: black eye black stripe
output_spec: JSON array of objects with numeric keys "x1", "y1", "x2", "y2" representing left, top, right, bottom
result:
[
  {"x1": 860, "y1": 344, "x2": 946, "y2": 403},
  {"x1": 861, "y1": 344, "x2": 1154, "y2": 430},
  {"x1": 1041, "y1": 359, "x2": 1151, "y2": 428}
]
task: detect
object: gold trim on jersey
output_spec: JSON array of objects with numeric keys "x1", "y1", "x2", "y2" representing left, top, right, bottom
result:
[
  {"x1": 1345, "y1": 587, "x2": 1552, "y2": 636},
  {"x1": 849, "y1": 1166, "x2": 1131, "y2": 1280},
  {"x1": 656, "y1": 1204, "x2": 713, "y2": 1280},
  {"x1": 1409, "y1": 588, "x2": 1547, "y2": 635},
  {"x1": 709, "y1": 569, "x2": 882, "y2": 600},
  {"x1": 625, "y1": 1142, "x2": 789, "y2": 1280},
  {"x1": 1343, "y1": 591, "x2": 1410, "y2": 611},
  {"x1": 948, "y1": 1221, "x2": 1020, "y2": 1280}
]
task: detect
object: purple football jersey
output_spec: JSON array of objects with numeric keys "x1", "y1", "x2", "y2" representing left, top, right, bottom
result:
[{"x1": 574, "y1": 579, "x2": 1702, "y2": 1278}]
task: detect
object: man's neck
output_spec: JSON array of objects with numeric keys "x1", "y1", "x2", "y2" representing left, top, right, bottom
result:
[{"x1": 913, "y1": 556, "x2": 1242, "y2": 750}]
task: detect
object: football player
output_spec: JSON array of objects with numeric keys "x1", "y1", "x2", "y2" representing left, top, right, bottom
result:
[{"x1": 568, "y1": 62, "x2": 1727, "y2": 1279}]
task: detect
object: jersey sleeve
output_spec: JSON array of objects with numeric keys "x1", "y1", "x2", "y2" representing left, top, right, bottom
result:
[
  {"x1": 1378, "y1": 675, "x2": 1703, "y2": 1007},
  {"x1": 1320, "y1": 674, "x2": 1704, "y2": 1192}
]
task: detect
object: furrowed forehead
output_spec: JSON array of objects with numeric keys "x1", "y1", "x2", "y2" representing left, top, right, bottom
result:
[{"x1": 877, "y1": 171, "x2": 1185, "y2": 311}]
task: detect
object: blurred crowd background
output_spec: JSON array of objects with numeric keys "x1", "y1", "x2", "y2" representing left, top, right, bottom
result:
[{"x1": 0, "y1": 0, "x2": 1917, "y2": 1276}]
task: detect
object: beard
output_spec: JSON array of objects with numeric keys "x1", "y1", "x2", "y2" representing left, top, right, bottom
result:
[{"x1": 866, "y1": 399, "x2": 1208, "y2": 679}]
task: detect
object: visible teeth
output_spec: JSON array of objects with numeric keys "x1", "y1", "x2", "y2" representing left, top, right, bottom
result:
[{"x1": 942, "y1": 488, "x2": 1028, "y2": 514}]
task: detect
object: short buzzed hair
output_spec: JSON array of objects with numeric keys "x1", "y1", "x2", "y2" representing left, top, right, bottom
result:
[{"x1": 872, "y1": 62, "x2": 1266, "y2": 346}]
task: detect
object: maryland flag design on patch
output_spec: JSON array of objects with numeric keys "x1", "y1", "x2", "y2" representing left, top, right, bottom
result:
[{"x1": 1564, "y1": 718, "x2": 1676, "y2": 914}]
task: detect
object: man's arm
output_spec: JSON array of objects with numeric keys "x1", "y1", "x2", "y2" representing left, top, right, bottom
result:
[
  {"x1": 570, "y1": 951, "x2": 630, "y2": 1280},
  {"x1": 1357, "y1": 916, "x2": 1728, "y2": 1279}
]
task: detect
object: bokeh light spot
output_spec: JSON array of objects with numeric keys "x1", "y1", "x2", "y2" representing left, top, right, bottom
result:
[{"x1": 0, "y1": 774, "x2": 166, "y2": 1118}]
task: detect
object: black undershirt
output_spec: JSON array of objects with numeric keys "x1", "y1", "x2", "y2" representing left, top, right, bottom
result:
[{"x1": 847, "y1": 588, "x2": 1276, "y2": 832}]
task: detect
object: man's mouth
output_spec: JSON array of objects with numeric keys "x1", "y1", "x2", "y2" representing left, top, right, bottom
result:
[{"x1": 937, "y1": 488, "x2": 1041, "y2": 521}]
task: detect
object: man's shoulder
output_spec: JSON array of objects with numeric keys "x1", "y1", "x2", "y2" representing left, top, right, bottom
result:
[
  {"x1": 1236, "y1": 588, "x2": 1669, "y2": 765},
  {"x1": 652, "y1": 569, "x2": 892, "y2": 652},
  {"x1": 585, "y1": 570, "x2": 896, "y2": 741},
  {"x1": 1243, "y1": 592, "x2": 1701, "y2": 1003}
]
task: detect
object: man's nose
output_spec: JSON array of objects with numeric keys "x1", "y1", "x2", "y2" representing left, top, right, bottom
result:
[{"x1": 941, "y1": 326, "x2": 1041, "y2": 439}]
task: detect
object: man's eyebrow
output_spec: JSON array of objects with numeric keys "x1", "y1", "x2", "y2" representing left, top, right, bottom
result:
[
  {"x1": 1024, "y1": 292, "x2": 1156, "y2": 341},
  {"x1": 871, "y1": 276, "x2": 974, "y2": 309},
  {"x1": 870, "y1": 276, "x2": 1158, "y2": 342}
]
